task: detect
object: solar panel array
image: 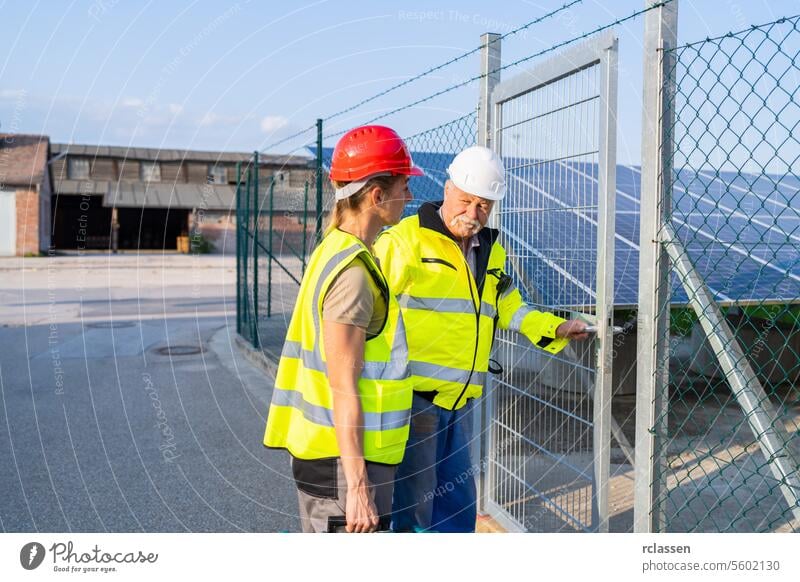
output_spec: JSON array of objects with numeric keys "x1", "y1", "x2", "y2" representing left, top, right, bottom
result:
[{"x1": 316, "y1": 146, "x2": 799, "y2": 307}]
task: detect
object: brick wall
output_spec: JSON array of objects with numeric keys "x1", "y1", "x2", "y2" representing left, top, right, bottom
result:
[{"x1": 16, "y1": 187, "x2": 40, "y2": 255}]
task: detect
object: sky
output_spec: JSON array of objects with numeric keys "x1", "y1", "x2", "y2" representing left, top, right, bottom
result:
[{"x1": 0, "y1": 0, "x2": 797, "y2": 165}]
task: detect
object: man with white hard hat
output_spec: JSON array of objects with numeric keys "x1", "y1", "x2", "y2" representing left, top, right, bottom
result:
[{"x1": 374, "y1": 145, "x2": 589, "y2": 533}]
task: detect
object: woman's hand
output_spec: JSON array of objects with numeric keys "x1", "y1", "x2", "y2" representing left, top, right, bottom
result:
[
  {"x1": 345, "y1": 483, "x2": 379, "y2": 533},
  {"x1": 323, "y1": 319, "x2": 379, "y2": 533}
]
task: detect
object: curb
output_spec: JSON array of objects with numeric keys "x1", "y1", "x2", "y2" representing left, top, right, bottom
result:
[{"x1": 233, "y1": 332, "x2": 281, "y2": 378}]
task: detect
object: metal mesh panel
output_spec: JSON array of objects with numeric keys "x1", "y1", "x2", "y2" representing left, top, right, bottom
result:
[
  {"x1": 403, "y1": 112, "x2": 478, "y2": 215},
  {"x1": 491, "y1": 60, "x2": 604, "y2": 532},
  {"x1": 654, "y1": 15, "x2": 800, "y2": 533},
  {"x1": 237, "y1": 158, "x2": 316, "y2": 344}
]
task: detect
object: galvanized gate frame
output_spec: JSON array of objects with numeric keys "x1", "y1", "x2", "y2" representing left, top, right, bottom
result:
[{"x1": 481, "y1": 30, "x2": 619, "y2": 532}]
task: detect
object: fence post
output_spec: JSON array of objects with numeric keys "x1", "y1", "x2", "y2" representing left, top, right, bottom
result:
[
  {"x1": 301, "y1": 181, "x2": 309, "y2": 275},
  {"x1": 243, "y1": 162, "x2": 252, "y2": 343},
  {"x1": 252, "y1": 152, "x2": 260, "y2": 349},
  {"x1": 236, "y1": 161, "x2": 242, "y2": 336},
  {"x1": 267, "y1": 177, "x2": 274, "y2": 318},
  {"x1": 593, "y1": 34, "x2": 619, "y2": 534},
  {"x1": 634, "y1": 0, "x2": 678, "y2": 533},
  {"x1": 315, "y1": 118, "x2": 324, "y2": 243},
  {"x1": 476, "y1": 31, "x2": 501, "y2": 518}
]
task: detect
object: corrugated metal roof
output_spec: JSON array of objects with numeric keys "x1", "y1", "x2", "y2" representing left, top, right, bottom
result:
[
  {"x1": 51, "y1": 142, "x2": 311, "y2": 167},
  {"x1": 55, "y1": 179, "x2": 109, "y2": 195},
  {"x1": 104, "y1": 182, "x2": 235, "y2": 210},
  {"x1": 100, "y1": 181, "x2": 321, "y2": 212}
]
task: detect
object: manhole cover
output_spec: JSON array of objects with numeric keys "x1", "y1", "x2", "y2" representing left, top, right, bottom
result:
[
  {"x1": 154, "y1": 345, "x2": 203, "y2": 356},
  {"x1": 88, "y1": 321, "x2": 137, "y2": 329}
]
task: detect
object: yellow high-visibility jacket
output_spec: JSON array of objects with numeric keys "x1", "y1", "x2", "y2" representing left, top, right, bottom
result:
[
  {"x1": 263, "y1": 229, "x2": 413, "y2": 464},
  {"x1": 373, "y1": 202, "x2": 568, "y2": 411}
]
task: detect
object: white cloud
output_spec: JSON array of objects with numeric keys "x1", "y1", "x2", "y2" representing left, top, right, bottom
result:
[
  {"x1": 260, "y1": 115, "x2": 288, "y2": 134},
  {"x1": 0, "y1": 89, "x2": 27, "y2": 100},
  {"x1": 199, "y1": 112, "x2": 219, "y2": 126},
  {"x1": 199, "y1": 111, "x2": 247, "y2": 127},
  {"x1": 168, "y1": 103, "x2": 183, "y2": 115},
  {"x1": 121, "y1": 97, "x2": 144, "y2": 108}
]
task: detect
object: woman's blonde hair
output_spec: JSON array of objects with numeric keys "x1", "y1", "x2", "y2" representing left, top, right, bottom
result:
[{"x1": 325, "y1": 174, "x2": 401, "y2": 235}]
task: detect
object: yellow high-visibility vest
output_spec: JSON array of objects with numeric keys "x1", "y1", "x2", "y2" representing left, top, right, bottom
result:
[
  {"x1": 373, "y1": 203, "x2": 569, "y2": 411},
  {"x1": 263, "y1": 229, "x2": 412, "y2": 464}
]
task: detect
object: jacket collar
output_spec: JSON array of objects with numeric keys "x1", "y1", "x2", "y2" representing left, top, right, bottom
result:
[{"x1": 417, "y1": 201, "x2": 499, "y2": 295}]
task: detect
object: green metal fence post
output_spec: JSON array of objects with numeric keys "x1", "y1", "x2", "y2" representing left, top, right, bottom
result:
[
  {"x1": 252, "y1": 152, "x2": 260, "y2": 348},
  {"x1": 235, "y1": 161, "x2": 242, "y2": 335},
  {"x1": 267, "y1": 177, "x2": 274, "y2": 318},
  {"x1": 243, "y1": 162, "x2": 252, "y2": 343},
  {"x1": 301, "y1": 181, "x2": 309, "y2": 274},
  {"x1": 315, "y1": 118, "x2": 323, "y2": 243}
]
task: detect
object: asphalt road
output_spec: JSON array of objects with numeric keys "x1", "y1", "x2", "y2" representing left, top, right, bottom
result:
[{"x1": 0, "y1": 253, "x2": 299, "y2": 532}]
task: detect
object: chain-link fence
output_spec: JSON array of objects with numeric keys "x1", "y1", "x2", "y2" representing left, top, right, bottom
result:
[
  {"x1": 402, "y1": 112, "x2": 477, "y2": 217},
  {"x1": 236, "y1": 155, "x2": 319, "y2": 347},
  {"x1": 650, "y1": 14, "x2": 800, "y2": 533}
]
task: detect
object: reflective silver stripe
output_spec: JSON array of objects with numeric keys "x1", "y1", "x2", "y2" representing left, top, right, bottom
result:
[
  {"x1": 399, "y1": 294, "x2": 473, "y2": 313},
  {"x1": 509, "y1": 305, "x2": 535, "y2": 332},
  {"x1": 281, "y1": 340, "x2": 316, "y2": 368},
  {"x1": 409, "y1": 361, "x2": 486, "y2": 387},
  {"x1": 271, "y1": 387, "x2": 334, "y2": 427},
  {"x1": 367, "y1": 309, "x2": 410, "y2": 380},
  {"x1": 398, "y1": 294, "x2": 495, "y2": 319},
  {"x1": 271, "y1": 388, "x2": 410, "y2": 431},
  {"x1": 311, "y1": 244, "x2": 365, "y2": 336},
  {"x1": 283, "y1": 339, "x2": 408, "y2": 381}
]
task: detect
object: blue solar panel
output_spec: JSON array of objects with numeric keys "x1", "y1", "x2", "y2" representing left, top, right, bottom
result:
[{"x1": 313, "y1": 146, "x2": 800, "y2": 307}]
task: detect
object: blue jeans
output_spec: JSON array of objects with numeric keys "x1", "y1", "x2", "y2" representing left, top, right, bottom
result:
[{"x1": 391, "y1": 393, "x2": 477, "y2": 533}]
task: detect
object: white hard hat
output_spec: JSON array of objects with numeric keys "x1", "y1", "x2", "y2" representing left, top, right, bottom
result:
[{"x1": 446, "y1": 145, "x2": 506, "y2": 201}]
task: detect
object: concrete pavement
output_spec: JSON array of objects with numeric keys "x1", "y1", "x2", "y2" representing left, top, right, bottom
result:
[{"x1": 0, "y1": 253, "x2": 299, "y2": 532}]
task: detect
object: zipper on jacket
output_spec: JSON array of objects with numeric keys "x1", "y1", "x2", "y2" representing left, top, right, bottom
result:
[
  {"x1": 421, "y1": 257, "x2": 458, "y2": 271},
  {"x1": 451, "y1": 252, "x2": 481, "y2": 411}
]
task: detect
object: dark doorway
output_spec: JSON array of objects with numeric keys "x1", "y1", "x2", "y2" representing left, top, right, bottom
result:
[
  {"x1": 51, "y1": 194, "x2": 189, "y2": 251},
  {"x1": 117, "y1": 208, "x2": 188, "y2": 250},
  {"x1": 51, "y1": 194, "x2": 112, "y2": 249}
]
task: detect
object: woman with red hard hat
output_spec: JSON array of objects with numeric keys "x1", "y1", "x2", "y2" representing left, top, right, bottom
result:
[{"x1": 263, "y1": 125, "x2": 422, "y2": 533}]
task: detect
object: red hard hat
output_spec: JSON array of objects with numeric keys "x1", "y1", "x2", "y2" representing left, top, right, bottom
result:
[{"x1": 329, "y1": 125, "x2": 424, "y2": 182}]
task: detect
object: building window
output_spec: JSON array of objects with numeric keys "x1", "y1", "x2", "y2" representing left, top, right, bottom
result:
[
  {"x1": 68, "y1": 158, "x2": 90, "y2": 180},
  {"x1": 141, "y1": 161, "x2": 161, "y2": 182},
  {"x1": 208, "y1": 165, "x2": 227, "y2": 184}
]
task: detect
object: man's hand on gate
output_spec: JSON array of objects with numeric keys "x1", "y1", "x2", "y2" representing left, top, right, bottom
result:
[{"x1": 555, "y1": 320, "x2": 590, "y2": 341}]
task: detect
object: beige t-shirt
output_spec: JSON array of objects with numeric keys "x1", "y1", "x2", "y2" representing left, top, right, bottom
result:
[{"x1": 321, "y1": 257, "x2": 387, "y2": 339}]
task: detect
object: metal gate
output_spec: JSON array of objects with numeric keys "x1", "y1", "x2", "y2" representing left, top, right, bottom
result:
[{"x1": 483, "y1": 31, "x2": 618, "y2": 532}]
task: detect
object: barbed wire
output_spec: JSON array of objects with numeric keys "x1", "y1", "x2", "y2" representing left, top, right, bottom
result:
[
  {"x1": 668, "y1": 13, "x2": 799, "y2": 51},
  {"x1": 260, "y1": 124, "x2": 317, "y2": 153},
  {"x1": 322, "y1": 0, "x2": 673, "y2": 140},
  {"x1": 319, "y1": 1, "x2": 583, "y2": 125},
  {"x1": 261, "y1": 1, "x2": 582, "y2": 152}
]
